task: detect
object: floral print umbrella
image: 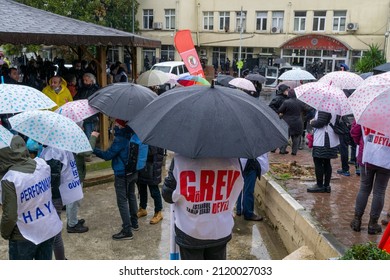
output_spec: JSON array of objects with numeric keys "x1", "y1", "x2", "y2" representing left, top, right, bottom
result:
[
  {"x1": 319, "y1": 71, "x2": 364, "y2": 89},
  {"x1": 9, "y1": 110, "x2": 92, "y2": 153},
  {"x1": 0, "y1": 84, "x2": 56, "y2": 114},
  {"x1": 348, "y1": 72, "x2": 390, "y2": 135},
  {"x1": 295, "y1": 81, "x2": 352, "y2": 116},
  {"x1": 0, "y1": 125, "x2": 13, "y2": 149},
  {"x1": 55, "y1": 99, "x2": 99, "y2": 123}
]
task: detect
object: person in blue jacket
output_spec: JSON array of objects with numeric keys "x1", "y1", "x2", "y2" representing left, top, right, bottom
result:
[{"x1": 92, "y1": 119, "x2": 138, "y2": 241}]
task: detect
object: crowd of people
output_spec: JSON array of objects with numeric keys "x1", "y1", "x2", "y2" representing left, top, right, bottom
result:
[{"x1": 0, "y1": 54, "x2": 389, "y2": 261}]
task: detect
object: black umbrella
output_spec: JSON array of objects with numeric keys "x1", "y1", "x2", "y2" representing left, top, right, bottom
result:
[
  {"x1": 245, "y1": 73, "x2": 266, "y2": 83},
  {"x1": 88, "y1": 83, "x2": 157, "y2": 121},
  {"x1": 373, "y1": 63, "x2": 390, "y2": 75},
  {"x1": 129, "y1": 83, "x2": 288, "y2": 159},
  {"x1": 215, "y1": 74, "x2": 234, "y2": 87}
]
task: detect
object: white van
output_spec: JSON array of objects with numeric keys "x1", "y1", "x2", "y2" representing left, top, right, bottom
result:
[{"x1": 151, "y1": 61, "x2": 190, "y2": 90}]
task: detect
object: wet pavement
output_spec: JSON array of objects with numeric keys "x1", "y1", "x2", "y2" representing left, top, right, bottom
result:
[
  {"x1": 0, "y1": 153, "x2": 288, "y2": 260},
  {"x1": 1, "y1": 142, "x2": 389, "y2": 259},
  {"x1": 269, "y1": 144, "x2": 390, "y2": 250}
]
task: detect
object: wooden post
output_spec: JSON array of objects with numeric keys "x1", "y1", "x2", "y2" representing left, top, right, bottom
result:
[{"x1": 96, "y1": 46, "x2": 109, "y2": 150}]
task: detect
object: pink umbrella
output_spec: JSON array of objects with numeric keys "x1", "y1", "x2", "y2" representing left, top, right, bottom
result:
[
  {"x1": 228, "y1": 77, "x2": 256, "y2": 91},
  {"x1": 319, "y1": 71, "x2": 364, "y2": 89},
  {"x1": 295, "y1": 81, "x2": 352, "y2": 116},
  {"x1": 348, "y1": 72, "x2": 390, "y2": 135},
  {"x1": 55, "y1": 99, "x2": 99, "y2": 123}
]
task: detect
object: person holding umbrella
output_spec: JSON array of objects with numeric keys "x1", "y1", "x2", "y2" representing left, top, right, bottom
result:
[
  {"x1": 92, "y1": 119, "x2": 139, "y2": 240},
  {"x1": 307, "y1": 110, "x2": 340, "y2": 193},
  {"x1": 162, "y1": 155, "x2": 244, "y2": 260},
  {"x1": 269, "y1": 84, "x2": 290, "y2": 154}
]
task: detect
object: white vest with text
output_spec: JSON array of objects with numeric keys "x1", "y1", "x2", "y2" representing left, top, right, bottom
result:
[
  {"x1": 172, "y1": 155, "x2": 244, "y2": 240},
  {"x1": 40, "y1": 147, "x2": 83, "y2": 205},
  {"x1": 1, "y1": 158, "x2": 62, "y2": 245}
]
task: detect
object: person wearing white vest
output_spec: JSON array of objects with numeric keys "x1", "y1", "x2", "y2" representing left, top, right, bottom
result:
[
  {"x1": 0, "y1": 135, "x2": 62, "y2": 260},
  {"x1": 162, "y1": 154, "x2": 244, "y2": 260},
  {"x1": 40, "y1": 145, "x2": 84, "y2": 259},
  {"x1": 350, "y1": 124, "x2": 390, "y2": 235},
  {"x1": 307, "y1": 111, "x2": 340, "y2": 193}
]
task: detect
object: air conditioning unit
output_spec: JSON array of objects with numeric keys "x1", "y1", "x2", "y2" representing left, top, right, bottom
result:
[
  {"x1": 346, "y1": 23, "x2": 359, "y2": 31},
  {"x1": 271, "y1": 27, "x2": 281, "y2": 33},
  {"x1": 153, "y1": 22, "x2": 163, "y2": 30},
  {"x1": 200, "y1": 49, "x2": 207, "y2": 56}
]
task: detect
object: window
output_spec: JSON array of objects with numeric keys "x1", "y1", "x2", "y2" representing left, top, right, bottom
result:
[
  {"x1": 256, "y1": 11, "x2": 267, "y2": 31},
  {"x1": 272, "y1": 11, "x2": 284, "y2": 32},
  {"x1": 294, "y1": 11, "x2": 306, "y2": 32},
  {"x1": 165, "y1": 9, "x2": 175, "y2": 30},
  {"x1": 143, "y1": 9, "x2": 153, "y2": 29},
  {"x1": 235, "y1": 11, "x2": 247, "y2": 32},
  {"x1": 212, "y1": 47, "x2": 227, "y2": 70},
  {"x1": 219, "y1": 11, "x2": 230, "y2": 31},
  {"x1": 313, "y1": 11, "x2": 326, "y2": 31},
  {"x1": 333, "y1": 10, "x2": 346, "y2": 31},
  {"x1": 233, "y1": 47, "x2": 254, "y2": 60},
  {"x1": 160, "y1": 45, "x2": 175, "y2": 62},
  {"x1": 203, "y1": 11, "x2": 214, "y2": 30}
]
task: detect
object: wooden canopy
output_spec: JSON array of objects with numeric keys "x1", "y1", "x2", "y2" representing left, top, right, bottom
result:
[
  {"x1": 0, "y1": 0, "x2": 161, "y2": 149},
  {"x1": 0, "y1": 0, "x2": 160, "y2": 48}
]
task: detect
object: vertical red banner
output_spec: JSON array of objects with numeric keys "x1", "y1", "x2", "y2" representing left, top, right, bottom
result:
[{"x1": 174, "y1": 30, "x2": 205, "y2": 78}]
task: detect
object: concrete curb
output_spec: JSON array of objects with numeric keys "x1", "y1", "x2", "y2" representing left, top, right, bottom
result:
[{"x1": 256, "y1": 174, "x2": 344, "y2": 260}]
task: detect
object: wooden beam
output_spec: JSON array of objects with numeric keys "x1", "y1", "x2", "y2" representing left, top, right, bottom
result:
[{"x1": 96, "y1": 46, "x2": 109, "y2": 150}]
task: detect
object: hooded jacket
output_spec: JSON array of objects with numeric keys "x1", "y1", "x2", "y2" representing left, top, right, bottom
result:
[
  {"x1": 42, "y1": 77, "x2": 73, "y2": 111},
  {"x1": 93, "y1": 126, "x2": 133, "y2": 176},
  {"x1": 0, "y1": 136, "x2": 37, "y2": 240}
]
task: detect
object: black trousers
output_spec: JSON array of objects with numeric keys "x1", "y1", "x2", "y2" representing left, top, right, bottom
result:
[
  {"x1": 313, "y1": 157, "x2": 332, "y2": 187},
  {"x1": 179, "y1": 244, "x2": 227, "y2": 260}
]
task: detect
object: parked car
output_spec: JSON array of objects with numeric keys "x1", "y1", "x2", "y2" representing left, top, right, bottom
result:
[{"x1": 151, "y1": 61, "x2": 190, "y2": 90}]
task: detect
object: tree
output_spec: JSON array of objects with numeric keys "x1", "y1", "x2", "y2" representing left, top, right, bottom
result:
[
  {"x1": 354, "y1": 44, "x2": 386, "y2": 73},
  {"x1": 15, "y1": 0, "x2": 139, "y2": 33}
]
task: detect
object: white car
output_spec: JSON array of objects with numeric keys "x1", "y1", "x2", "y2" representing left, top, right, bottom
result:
[{"x1": 151, "y1": 61, "x2": 190, "y2": 90}]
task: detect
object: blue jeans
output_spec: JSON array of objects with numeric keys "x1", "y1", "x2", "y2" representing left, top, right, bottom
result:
[
  {"x1": 236, "y1": 170, "x2": 257, "y2": 218},
  {"x1": 138, "y1": 183, "x2": 163, "y2": 212},
  {"x1": 114, "y1": 174, "x2": 138, "y2": 233},
  {"x1": 9, "y1": 237, "x2": 54, "y2": 260},
  {"x1": 66, "y1": 183, "x2": 83, "y2": 227}
]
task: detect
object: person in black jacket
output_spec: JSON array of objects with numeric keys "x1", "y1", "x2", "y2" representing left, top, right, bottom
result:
[
  {"x1": 278, "y1": 89, "x2": 307, "y2": 155},
  {"x1": 269, "y1": 84, "x2": 289, "y2": 153},
  {"x1": 136, "y1": 146, "x2": 165, "y2": 224},
  {"x1": 74, "y1": 73, "x2": 100, "y2": 140},
  {"x1": 307, "y1": 111, "x2": 340, "y2": 193}
]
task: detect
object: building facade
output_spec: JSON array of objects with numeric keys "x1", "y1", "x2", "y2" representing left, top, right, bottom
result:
[{"x1": 137, "y1": 0, "x2": 390, "y2": 76}]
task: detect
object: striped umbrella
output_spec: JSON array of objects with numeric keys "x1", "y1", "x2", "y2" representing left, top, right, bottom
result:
[{"x1": 177, "y1": 75, "x2": 210, "y2": 86}]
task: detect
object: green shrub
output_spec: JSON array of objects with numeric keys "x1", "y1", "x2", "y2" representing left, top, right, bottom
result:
[{"x1": 340, "y1": 242, "x2": 390, "y2": 260}]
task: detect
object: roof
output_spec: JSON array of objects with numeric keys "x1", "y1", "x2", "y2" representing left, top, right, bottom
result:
[{"x1": 0, "y1": 0, "x2": 160, "y2": 48}]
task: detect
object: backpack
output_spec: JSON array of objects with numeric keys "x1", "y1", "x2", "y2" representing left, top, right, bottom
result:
[
  {"x1": 329, "y1": 115, "x2": 350, "y2": 135},
  {"x1": 124, "y1": 133, "x2": 148, "y2": 176}
]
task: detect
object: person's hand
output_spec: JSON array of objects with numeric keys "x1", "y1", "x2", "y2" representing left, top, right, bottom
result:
[{"x1": 91, "y1": 131, "x2": 100, "y2": 138}]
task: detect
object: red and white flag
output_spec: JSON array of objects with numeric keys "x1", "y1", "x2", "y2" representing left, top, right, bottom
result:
[{"x1": 174, "y1": 30, "x2": 205, "y2": 78}]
